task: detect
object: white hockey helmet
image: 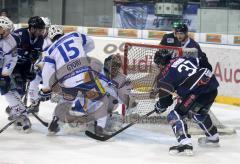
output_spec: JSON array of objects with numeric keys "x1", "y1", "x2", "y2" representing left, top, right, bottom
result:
[
  {"x1": 48, "y1": 24, "x2": 64, "y2": 40},
  {"x1": 0, "y1": 16, "x2": 14, "y2": 31},
  {"x1": 41, "y1": 17, "x2": 51, "y2": 28}
]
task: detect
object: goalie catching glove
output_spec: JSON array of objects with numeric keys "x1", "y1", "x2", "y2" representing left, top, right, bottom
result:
[{"x1": 39, "y1": 89, "x2": 52, "y2": 101}]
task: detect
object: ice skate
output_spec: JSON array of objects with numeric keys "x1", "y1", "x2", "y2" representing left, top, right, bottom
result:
[
  {"x1": 169, "y1": 144, "x2": 194, "y2": 156},
  {"x1": 198, "y1": 136, "x2": 220, "y2": 147},
  {"x1": 13, "y1": 115, "x2": 32, "y2": 133}
]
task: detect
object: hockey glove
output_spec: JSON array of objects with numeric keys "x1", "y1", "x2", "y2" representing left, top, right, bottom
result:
[
  {"x1": 154, "y1": 101, "x2": 167, "y2": 114},
  {"x1": 25, "y1": 71, "x2": 36, "y2": 81},
  {"x1": 39, "y1": 89, "x2": 52, "y2": 102}
]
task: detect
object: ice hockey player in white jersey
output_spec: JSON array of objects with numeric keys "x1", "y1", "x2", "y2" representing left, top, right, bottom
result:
[
  {"x1": 39, "y1": 25, "x2": 105, "y2": 134},
  {"x1": 27, "y1": 17, "x2": 52, "y2": 114},
  {"x1": 0, "y1": 16, "x2": 31, "y2": 132}
]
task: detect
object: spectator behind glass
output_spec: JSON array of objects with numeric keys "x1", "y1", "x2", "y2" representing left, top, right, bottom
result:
[{"x1": 0, "y1": 9, "x2": 8, "y2": 17}]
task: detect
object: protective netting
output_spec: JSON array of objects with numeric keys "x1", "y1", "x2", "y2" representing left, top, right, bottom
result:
[{"x1": 123, "y1": 42, "x2": 236, "y2": 135}]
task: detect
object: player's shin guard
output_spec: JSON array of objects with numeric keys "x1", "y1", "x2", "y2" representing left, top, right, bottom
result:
[
  {"x1": 193, "y1": 113, "x2": 218, "y2": 137},
  {"x1": 167, "y1": 110, "x2": 192, "y2": 143}
]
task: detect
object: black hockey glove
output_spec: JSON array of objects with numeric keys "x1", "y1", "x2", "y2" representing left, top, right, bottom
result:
[
  {"x1": 29, "y1": 50, "x2": 40, "y2": 63},
  {"x1": 39, "y1": 89, "x2": 52, "y2": 102},
  {"x1": 25, "y1": 71, "x2": 36, "y2": 81},
  {"x1": 154, "y1": 101, "x2": 167, "y2": 114}
]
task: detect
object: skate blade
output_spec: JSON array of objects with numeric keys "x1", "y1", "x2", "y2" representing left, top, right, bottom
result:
[{"x1": 169, "y1": 150, "x2": 194, "y2": 156}]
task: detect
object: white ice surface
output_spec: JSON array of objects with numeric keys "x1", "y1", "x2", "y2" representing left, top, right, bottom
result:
[{"x1": 0, "y1": 96, "x2": 240, "y2": 164}]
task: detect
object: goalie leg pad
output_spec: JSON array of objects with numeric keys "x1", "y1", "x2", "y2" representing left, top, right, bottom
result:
[
  {"x1": 54, "y1": 96, "x2": 109, "y2": 125},
  {"x1": 167, "y1": 110, "x2": 191, "y2": 143},
  {"x1": 192, "y1": 113, "x2": 218, "y2": 137}
]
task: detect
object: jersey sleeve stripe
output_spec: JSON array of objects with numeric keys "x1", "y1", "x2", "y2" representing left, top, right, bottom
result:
[
  {"x1": 81, "y1": 34, "x2": 87, "y2": 46},
  {"x1": 44, "y1": 56, "x2": 56, "y2": 65}
]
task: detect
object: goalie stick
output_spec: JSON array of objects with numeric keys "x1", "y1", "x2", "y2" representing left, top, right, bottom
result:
[
  {"x1": 85, "y1": 109, "x2": 156, "y2": 141},
  {"x1": 85, "y1": 68, "x2": 210, "y2": 141}
]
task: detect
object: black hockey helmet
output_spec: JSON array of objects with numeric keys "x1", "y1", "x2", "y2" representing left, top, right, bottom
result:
[
  {"x1": 175, "y1": 24, "x2": 188, "y2": 33},
  {"x1": 28, "y1": 16, "x2": 45, "y2": 29},
  {"x1": 154, "y1": 49, "x2": 172, "y2": 66}
]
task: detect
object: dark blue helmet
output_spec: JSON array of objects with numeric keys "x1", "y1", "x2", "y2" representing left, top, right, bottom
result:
[{"x1": 28, "y1": 16, "x2": 45, "y2": 29}]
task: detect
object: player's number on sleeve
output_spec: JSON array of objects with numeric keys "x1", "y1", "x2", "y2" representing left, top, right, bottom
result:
[
  {"x1": 57, "y1": 39, "x2": 80, "y2": 62},
  {"x1": 177, "y1": 60, "x2": 197, "y2": 77}
]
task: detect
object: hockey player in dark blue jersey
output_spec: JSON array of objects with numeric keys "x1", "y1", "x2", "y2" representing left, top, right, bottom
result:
[
  {"x1": 153, "y1": 49, "x2": 220, "y2": 156},
  {"x1": 12, "y1": 16, "x2": 45, "y2": 96},
  {"x1": 175, "y1": 24, "x2": 212, "y2": 71}
]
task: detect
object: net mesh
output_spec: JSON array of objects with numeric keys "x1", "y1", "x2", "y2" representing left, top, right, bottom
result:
[{"x1": 122, "y1": 42, "x2": 236, "y2": 135}]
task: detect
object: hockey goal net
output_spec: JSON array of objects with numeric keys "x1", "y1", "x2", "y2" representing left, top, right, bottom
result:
[{"x1": 122, "y1": 42, "x2": 235, "y2": 135}]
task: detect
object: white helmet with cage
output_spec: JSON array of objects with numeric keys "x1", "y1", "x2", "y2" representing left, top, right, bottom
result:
[
  {"x1": 41, "y1": 17, "x2": 51, "y2": 28},
  {"x1": 48, "y1": 24, "x2": 64, "y2": 40},
  {"x1": 0, "y1": 16, "x2": 14, "y2": 31}
]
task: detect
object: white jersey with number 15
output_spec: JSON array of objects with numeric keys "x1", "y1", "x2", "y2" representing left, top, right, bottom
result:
[{"x1": 42, "y1": 32, "x2": 95, "y2": 89}]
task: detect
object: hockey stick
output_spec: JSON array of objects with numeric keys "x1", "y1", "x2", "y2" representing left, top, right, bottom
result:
[
  {"x1": 85, "y1": 109, "x2": 156, "y2": 141},
  {"x1": 27, "y1": 109, "x2": 49, "y2": 127},
  {"x1": 0, "y1": 120, "x2": 16, "y2": 134}
]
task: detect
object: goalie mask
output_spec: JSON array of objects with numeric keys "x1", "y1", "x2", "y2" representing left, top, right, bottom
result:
[{"x1": 104, "y1": 54, "x2": 122, "y2": 79}]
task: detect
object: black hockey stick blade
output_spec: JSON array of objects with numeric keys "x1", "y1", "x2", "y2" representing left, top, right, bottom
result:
[
  {"x1": 85, "y1": 131, "x2": 111, "y2": 141},
  {"x1": 85, "y1": 110, "x2": 156, "y2": 141},
  {"x1": 0, "y1": 120, "x2": 16, "y2": 134}
]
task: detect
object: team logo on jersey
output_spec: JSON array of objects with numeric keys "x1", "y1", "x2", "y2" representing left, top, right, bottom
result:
[{"x1": 167, "y1": 38, "x2": 174, "y2": 43}]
